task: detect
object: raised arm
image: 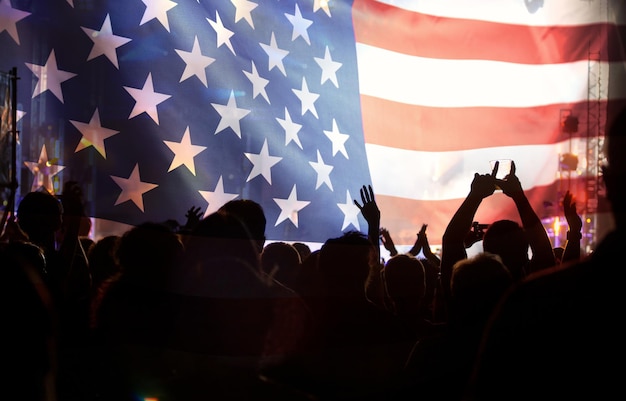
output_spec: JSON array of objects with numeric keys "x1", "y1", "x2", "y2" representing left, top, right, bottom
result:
[
  {"x1": 561, "y1": 190, "x2": 582, "y2": 263},
  {"x1": 354, "y1": 184, "x2": 381, "y2": 263},
  {"x1": 496, "y1": 161, "x2": 556, "y2": 273},
  {"x1": 380, "y1": 227, "x2": 399, "y2": 258},
  {"x1": 407, "y1": 224, "x2": 425, "y2": 257},
  {"x1": 410, "y1": 223, "x2": 441, "y2": 268},
  {"x1": 179, "y1": 205, "x2": 203, "y2": 233},
  {"x1": 354, "y1": 185, "x2": 384, "y2": 306},
  {"x1": 440, "y1": 168, "x2": 497, "y2": 308}
]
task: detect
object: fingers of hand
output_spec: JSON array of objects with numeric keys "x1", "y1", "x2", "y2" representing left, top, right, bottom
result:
[
  {"x1": 491, "y1": 161, "x2": 500, "y2": 177},
  {"x1": 361, "y1": 185, "x2": 370, "y2": 203},
  {"x1": 359, "y1": 184, "x2": 375, "y2": 204}
]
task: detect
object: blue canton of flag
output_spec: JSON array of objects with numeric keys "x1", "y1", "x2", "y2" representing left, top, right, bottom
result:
[{"x1": 1, "y1": 0, "x2": 373, "y2": 244}]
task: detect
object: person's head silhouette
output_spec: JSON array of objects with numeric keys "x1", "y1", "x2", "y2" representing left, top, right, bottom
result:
[
  {"x1": 218, "y1": 199, "x2": 266, "y2": 253},
  {"x1": 16, "y1": 190, "x2": 63, "y2": 249},
  {"x1": 482, "y1": 219, "x2": 529, "y2": 281}
]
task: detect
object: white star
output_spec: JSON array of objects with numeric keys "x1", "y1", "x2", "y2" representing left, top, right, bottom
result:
[
  {"x1": 313, "y1": 0, "x2": 331, "y2": 17},
  {"x1": 124, "y1": 73, "x2": 171, "y2": 124},
  {"x1": 163, "y1": 126, "x2": 207, "y2": 175},
  {"x1": 309, "y1": 150, "x2": 334, "y2": 191},
  {"x1": 110, "y1": 164, "x2": 159, "y2": 212},
  {"x1": 285, "y1": 3, "x2": 312, "y2": 45},
  {"x1": 0, "y1": 0, "x2": 30, "y2": 45},
  {"x1": 70, "y1": 109, "x2": 119, "y2": 158},
  {"x1": 23, "y1": 145, "x2": 65, "y2": 193},
  {"x1": 244, "y1": 138, "x2": 282, "y2": 184},
  {"x1": 25, "y1": 50, "x2": 77, "y2": 103},
  {"x1": 260, "y1": 32, "x2": 289, "y2": 76},
  {"x1": 140, "y1": 0, "x2": 177, "y2": 32},
  {"x1": 337, "y1": 190, "x2": 361, "y2": 231},
  {"x1": 230, "y1": 0, "x2": 257, "y2": 28},
  {"x1": 276, "y1": 107, "x2": 303, "y2": 149},
  {"x1": 175, "y1": 36, "x2": 215, "y2": 87},
  {"x1": 81, "y1": 14, "x2": 131, "y2": 69},
  {"x1": 198, "y1": 176, "x2": 239, "y2": 217},
  {"x1": 292, "y1": 77, "x2": 319, "y2": 118},
  {"x1": 67, "y1": 0, "x2": 74, "y2": 7},
  {"x1": 315, "y1": 46, "x2": 342, "y2": 87},
  {"x1": 273, "y1": 185, "x2": 310, "y2": 228},
  {"x1": 324, "y1": 118, "x2": 349, "y2": 159},
  {"x1": 243, "y1": 61, "x2": 269, "y2": 103},
  {"x1": 211, "y1": 90, "x2": 250, "y2": 138},
  {"x1": 207, "y1": 11, "x2": 235, "y2": 55}
]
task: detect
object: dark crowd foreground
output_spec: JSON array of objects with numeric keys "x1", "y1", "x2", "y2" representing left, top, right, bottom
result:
[{"x1": 2, "y1": 107, "x2": 625, "y2": 401}]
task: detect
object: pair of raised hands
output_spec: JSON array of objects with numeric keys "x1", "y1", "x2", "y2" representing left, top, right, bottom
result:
[{"x1": 471, "y1": 160, "x2": 523, "y2": 199}]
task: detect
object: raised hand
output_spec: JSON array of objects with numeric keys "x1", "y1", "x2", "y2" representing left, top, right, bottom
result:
[
  {"x1": 418, "y1": 223, "x2": 441, "y2": 267},
  {"x1": 354, "y1": 184, "x2": 382, "y2": 266},
  {"x1": 380, "y1": 227, "x2": 398, "y2": 256},
  {"x1": 354, "y1": 184, "x2": 381, "y2": 226},
  {"x1": 182, "y1": 205, "x2": 203, "y2": 232},
  {"x1": 563, "y1": 190, "x2": 583, "y2": 233},
  {"x1": 408, "y1": 224, "x2": 427, "y2": 256},
  {"x1": 495, "y1": 160, "x2": 523, "y2": 197},
  {"x1": 469, "y1": 172, "x2": 498, "y2": 199},
  {"x1": 464, "y1": 221, "x2": 488, "y2": 249},
  {"x1": 417, "y1": 223, "x2": 428, "y2": 244},
  {"x1": 561, "y1": 190, "x2": 583, "y2": 263}
]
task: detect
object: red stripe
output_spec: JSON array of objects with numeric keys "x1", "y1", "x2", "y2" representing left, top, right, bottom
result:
[
  {"x1": 352, "y1": 0, "x2": 617, "y2": 64},
  {"x1": 376, "y1": 178, "x2": 610, "y2": 247},
  {"x1": 361, "y1": 95, "x2": 611, "y2": 151}
]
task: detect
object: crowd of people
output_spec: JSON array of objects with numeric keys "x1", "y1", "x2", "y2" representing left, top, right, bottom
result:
[{"x1": 1, "y1": 106, "x2": 625, "y2": 401}]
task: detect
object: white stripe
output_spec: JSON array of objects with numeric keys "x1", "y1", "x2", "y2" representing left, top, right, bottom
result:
[
  {"x1": 356, "y1": 43, "x2": 616, "y2": 108},
  {"x1": 367, "y1": 137, "x2": 590, "y2": 201},
  {"x1": 376, "y1": 0, "x2": 621, "y2": 27}
]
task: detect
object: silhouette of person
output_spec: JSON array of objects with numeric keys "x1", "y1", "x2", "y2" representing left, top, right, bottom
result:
[
  {"x1": 440, "y1": 160, "x2": 555, "y2": 318},
  {"x1": 401, "y1": 252, "x2": 513, "y2": 401},
  {"x1": 261, "y1": 241, "x2": 301, "y2": 290},
  {"x1": 218, "y1": 199, "x2": 267, "y2": 254},
  {"x1": 0, "y1": 241, "x2": 56, "y2": 401},
  {"x1": 464, "y1": 106, "x2": 626, "y2": 401}
]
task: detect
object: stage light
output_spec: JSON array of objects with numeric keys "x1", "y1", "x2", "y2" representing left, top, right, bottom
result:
[
  {"x1": 553, "y1": 216, "x2": 561, "y2": 237},
  {"x1": 560, "y1": 153, "x2": 579, "y2": 170}
]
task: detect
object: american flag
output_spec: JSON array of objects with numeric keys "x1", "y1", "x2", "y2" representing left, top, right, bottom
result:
[{"x1": 1, "y1": 0, "x2": 625, "y2": 248}]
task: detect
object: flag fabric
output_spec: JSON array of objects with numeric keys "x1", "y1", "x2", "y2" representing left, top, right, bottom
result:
[
  {"x1": 1, "y1": 0, "x2": 625, "y2": 249},
  {"x1": 354, "y1": 0, "x2": 626, "y2": 248}
]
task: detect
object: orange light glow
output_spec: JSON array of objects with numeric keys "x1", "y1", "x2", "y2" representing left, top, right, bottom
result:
[{"x1": 553, "y1": 216, "x2": 561, "y2": 237}]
